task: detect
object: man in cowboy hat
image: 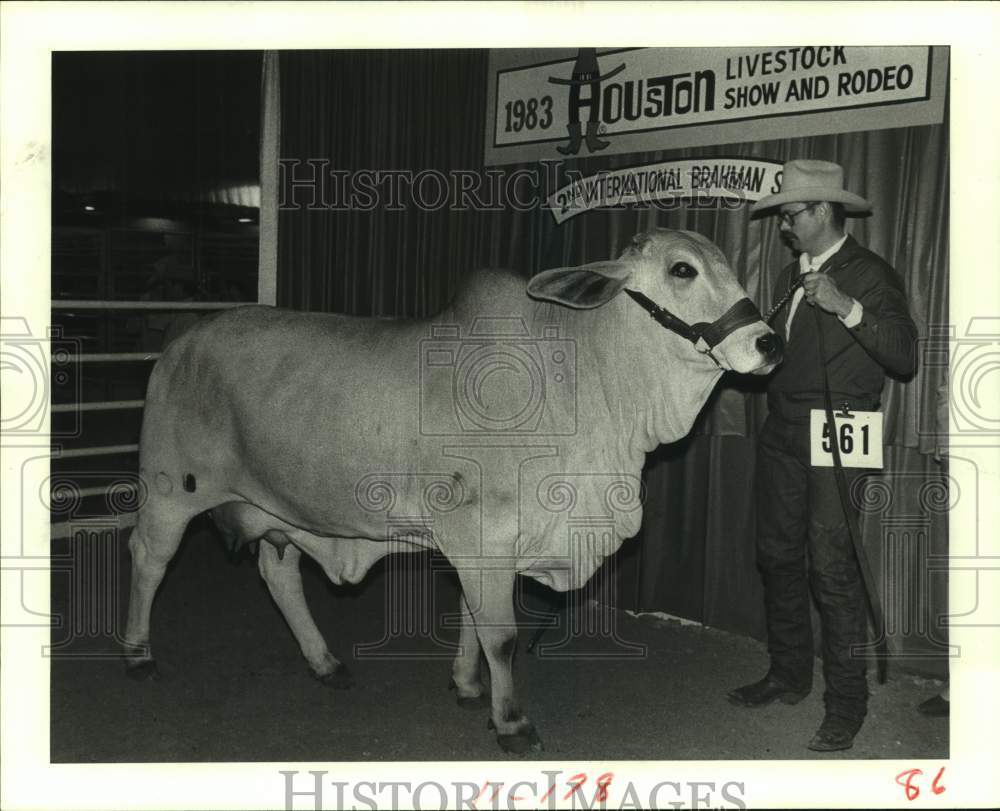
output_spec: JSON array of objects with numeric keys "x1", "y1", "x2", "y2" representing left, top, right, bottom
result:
[{"x1": 728, "y1": 159, "x2": 917, "y2": 751}]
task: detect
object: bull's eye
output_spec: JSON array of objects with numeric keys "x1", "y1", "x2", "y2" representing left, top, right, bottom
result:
[{"x1": 670, "y1": 262, "x2": 698, "y2": 279}]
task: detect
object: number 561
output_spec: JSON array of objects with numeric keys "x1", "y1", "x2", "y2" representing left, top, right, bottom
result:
[{"x1": 821, "y1": 421, "x2": 871, "y2": 455}]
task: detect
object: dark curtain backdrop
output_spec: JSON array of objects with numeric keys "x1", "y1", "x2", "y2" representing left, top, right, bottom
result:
[
  {"x1": 54, "y1": 51, "x2": 262, "y2": 206},
  {"x1": 278, "y1": 50, "x2": 550, "y2": 317},
  {"x1": 277, "y1": 50, "x2": 949, "y2": 670}
]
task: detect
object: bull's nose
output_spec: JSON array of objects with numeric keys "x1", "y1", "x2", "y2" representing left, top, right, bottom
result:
[{"x1": 756, "y1": 332, "x2": 784, "y2": 363}]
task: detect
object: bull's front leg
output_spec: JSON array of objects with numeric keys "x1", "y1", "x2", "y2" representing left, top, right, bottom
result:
[
  {"x1": 456, "y1": 566, "x2": 542, "y2": 754},
  {"x1": 449, "y1": 595, "x2": 488, "y2": 708},
  {"x1": 257, "y1": 542, "x2": 353, "y2": 688}
]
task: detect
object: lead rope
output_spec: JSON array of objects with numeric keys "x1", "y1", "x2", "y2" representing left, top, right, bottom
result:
[
  {"x1": 764, "y1": 276, "x2": 805, "y2": 325},
  {"x1": 813, "y1": 304, "x2": 889, "y2": 684}
]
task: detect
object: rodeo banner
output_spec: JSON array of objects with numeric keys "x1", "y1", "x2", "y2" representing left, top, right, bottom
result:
[{"x1": 485, "y1": 46, "x2": 948, "y2": 166}]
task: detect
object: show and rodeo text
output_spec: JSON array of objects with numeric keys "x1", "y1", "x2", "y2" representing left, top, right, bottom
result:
[{"x1": 722, "y1": 46, "x2": 916, "y2": 110}]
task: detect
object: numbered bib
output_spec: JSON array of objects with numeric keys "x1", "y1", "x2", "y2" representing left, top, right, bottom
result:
[{"x1": 810, "y1": 410, "x2": 884, "y2": 469}]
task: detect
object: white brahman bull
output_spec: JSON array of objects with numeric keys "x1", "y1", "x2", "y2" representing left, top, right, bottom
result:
[{"x1": 124, "y1": 228, "x2": 782, "y2": 753}]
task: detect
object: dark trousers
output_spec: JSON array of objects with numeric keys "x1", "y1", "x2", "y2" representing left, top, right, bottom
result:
[{"x1": 756, "y1": 414, "x2": 870, "y2": 723}]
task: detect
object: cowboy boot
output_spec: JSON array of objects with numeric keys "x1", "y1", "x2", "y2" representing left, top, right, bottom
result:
[
  {"x1": 587, "y1": 121, "x2": 611, "y2": 152},
  {"x1": 557, "y1": 122, "x2": 582, "y2": 156},
  {"x1": 585, "y1": 121, "x2": 610, "y2": 152}
]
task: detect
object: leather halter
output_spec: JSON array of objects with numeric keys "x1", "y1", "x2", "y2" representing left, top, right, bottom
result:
[{"x1": 624, "y1": 289, "x2": 764, "y2": 358}]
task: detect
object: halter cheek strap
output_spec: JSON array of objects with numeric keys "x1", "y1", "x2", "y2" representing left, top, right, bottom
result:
[{"x1": 624, "y1": 289, "x2": 764, "y2": 357}]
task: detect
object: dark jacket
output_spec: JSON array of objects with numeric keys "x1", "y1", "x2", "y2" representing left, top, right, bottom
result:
[{"x1": 767, "y1": 234, "x2": 917, "y2": 421}]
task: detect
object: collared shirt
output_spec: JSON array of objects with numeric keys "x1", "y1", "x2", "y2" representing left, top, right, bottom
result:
[{"x1": 785, "y1": 233, "x2": 863, "y2": 337}]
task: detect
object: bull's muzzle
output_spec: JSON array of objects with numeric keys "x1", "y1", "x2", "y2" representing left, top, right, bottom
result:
[{"x1": 756, "y1": 331, "x2": 783, "y2": 364}]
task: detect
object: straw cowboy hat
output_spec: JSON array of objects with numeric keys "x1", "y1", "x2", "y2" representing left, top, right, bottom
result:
[{"x1": 751, "y1": 159, "x2": 872, "y2": 217}]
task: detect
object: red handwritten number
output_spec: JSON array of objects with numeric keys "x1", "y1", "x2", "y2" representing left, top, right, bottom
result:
[
  {"x1": 563, "y1": 773, "x2": 587, "y2": 801},
  {"x1": 595, "y1": 773, "x2": 614, "y2": 802},
  {"x1": 896, "y1": 767, "x2": 946, "y2": 801},
  {"x1": 931, "y1": 767, "x2": 946, "y2": 795},
  {"x1": 897, "y1": 769, "x2": 922, "y2": 800}
]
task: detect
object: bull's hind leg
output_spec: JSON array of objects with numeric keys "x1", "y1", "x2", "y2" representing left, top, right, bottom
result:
[
  {"x1": 449, "y1": 596, "x2": 488, "y2": 709},
  {"x1": 456, "y1": 566, "x2": 542, "y2": 754},
  {"x1": 123, "y1": 497, "x2": 197, "y2": 679},
  {"x1": 257, "y1": 542, "x2": 352, "y2": 688}
]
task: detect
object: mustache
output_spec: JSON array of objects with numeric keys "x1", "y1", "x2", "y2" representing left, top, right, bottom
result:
[{"x1": 780, "y1": 231, "x2": 798, "y2": 248}]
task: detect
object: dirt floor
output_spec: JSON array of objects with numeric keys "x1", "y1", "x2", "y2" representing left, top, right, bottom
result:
[{"x1": 50, "y1": 520, "x2": 948, "y2": 763}]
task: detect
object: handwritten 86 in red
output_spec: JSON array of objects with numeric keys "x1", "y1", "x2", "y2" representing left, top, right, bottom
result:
[{"x1": 895, "y1": 767, "x2": 946, "y2": 801}]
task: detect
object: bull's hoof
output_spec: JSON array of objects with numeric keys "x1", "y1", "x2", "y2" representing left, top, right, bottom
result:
[
  {"x1": 448, "y1": 679, "x2": 489, "y2": 710},
  {"x1": 488, "y1": 719, "x2": 543, "y2": 754},
  {"x1": 457, "y1": 694, "x2": 490, "y2": 710},
  {"x1": 496, "y1": 728, "x2": 543, "y2": 754},
  {"x1": 316, "y1": 663, "x2": 353, "y2": 690},
  {"x1": 125, "y1": 659, "x2": 160, "y2": 681}
]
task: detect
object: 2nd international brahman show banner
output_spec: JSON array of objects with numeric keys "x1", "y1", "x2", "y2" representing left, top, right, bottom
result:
[{"x1": 485, "y1": 46, "x2": 948, "y2": 166}]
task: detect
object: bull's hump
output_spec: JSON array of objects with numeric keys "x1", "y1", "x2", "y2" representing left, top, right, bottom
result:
[
  {"x1": 195, "y1": 305, "x2": 382, "y2": 341},
  {"x1": 447, "y1": 269, "x2": 530, "y2": 316}
]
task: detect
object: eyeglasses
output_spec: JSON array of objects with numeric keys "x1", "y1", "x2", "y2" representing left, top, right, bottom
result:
[{"x1": 778, "y1": 202, "x2": 819, "y2": 227}]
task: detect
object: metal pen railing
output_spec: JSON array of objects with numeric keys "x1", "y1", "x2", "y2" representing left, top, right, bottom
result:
[{"x1": 50, "y1": 299, "x2": 247, "y2": 540}]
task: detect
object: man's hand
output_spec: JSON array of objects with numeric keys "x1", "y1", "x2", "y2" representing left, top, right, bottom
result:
[{"x1": 802, "y1": 272, "x2": 854, "y2": 317}]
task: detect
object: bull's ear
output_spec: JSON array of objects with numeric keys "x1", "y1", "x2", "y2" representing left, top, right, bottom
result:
[{"x1": 526, "y1": 261, "x2": 632, "y2": 309}]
